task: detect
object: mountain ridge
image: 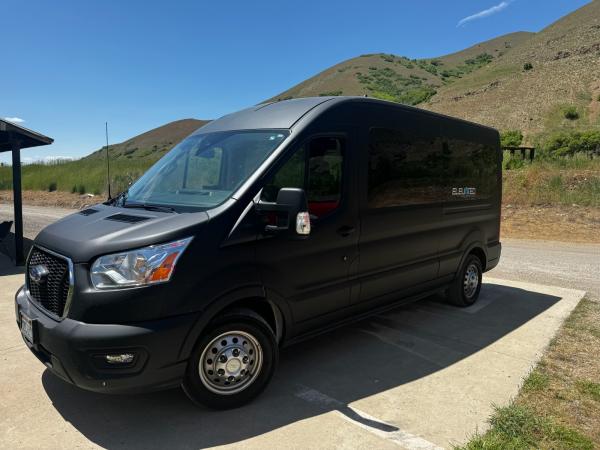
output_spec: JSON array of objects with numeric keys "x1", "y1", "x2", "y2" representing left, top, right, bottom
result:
[{"x1": 82, "y1": 1, "x2": 599, "y2": 158}]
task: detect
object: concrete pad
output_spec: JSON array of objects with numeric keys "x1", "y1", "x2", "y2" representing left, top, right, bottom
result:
[{"x1": 0, "y1": 274, "x2": 585, "y2": 449}]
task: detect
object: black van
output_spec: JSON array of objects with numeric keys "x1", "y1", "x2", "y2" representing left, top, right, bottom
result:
[{"x1": 15, "y1": 97, "x2": 501, "y2": 408}]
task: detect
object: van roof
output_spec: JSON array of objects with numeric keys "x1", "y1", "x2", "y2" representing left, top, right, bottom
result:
[
  {"x1": 193, "y1": 96, "x2": 498, "y2": 134},
  {"x1": 192, "y1": 97, "x2": 335, "y2": 134}
]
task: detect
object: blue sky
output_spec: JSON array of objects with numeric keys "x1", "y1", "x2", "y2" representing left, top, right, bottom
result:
[{"x1": 0, "y1": 0, "x2": 591, "y2": 163}]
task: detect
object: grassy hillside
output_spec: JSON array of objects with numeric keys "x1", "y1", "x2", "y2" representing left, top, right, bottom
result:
[
  {"x1": 0, "y1": 119, "x2": 208, "y2": 195},
  {"x1": 269, "y1": 1, "x2": 600, "y2": 141},
  {"x1": 424, "y1": 0, "x2": 600, "y2": 140},
  {"x1": 86, "y1": 118, "x2": 209, "y2": 160},
  {"x1": 268, "y1": 32, "x2": 532, "y2": 106}
]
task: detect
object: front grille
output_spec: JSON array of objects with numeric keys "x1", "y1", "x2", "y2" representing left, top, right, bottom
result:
[{"x1": 27, "y1": 247, "x2": 72, "y2": 318}]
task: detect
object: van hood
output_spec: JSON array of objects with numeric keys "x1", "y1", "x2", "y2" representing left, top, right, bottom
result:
[{"x1": 34, "y1": 204, "x2": 210, "y2": 263}]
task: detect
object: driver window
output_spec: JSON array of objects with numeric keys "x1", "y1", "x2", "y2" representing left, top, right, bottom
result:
[{"x1": 262, "y1": 137, "x2": 344, "y2": 219}]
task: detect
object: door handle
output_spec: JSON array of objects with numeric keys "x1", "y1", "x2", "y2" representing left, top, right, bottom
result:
[{"x1": 337, "y1": 226, "x2": 356, "y2": 237}]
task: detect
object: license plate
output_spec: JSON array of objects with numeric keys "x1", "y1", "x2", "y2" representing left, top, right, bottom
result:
[{"x1": 20, "y1": 313, "x2": 34, "y2": 343}]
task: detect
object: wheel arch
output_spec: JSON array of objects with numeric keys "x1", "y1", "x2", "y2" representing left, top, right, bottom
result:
[
  {"x1": 178, "y1": 287, "x2": 286, "y2": 361},
  {"x1": 457, "y1": 240, "x2": 488, "y2": 275}
]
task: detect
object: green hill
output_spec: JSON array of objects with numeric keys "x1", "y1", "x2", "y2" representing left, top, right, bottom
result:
[
  {"x1": 267, "y1": 32, "x2": 532, "y2": 106},
  {"x1": 269, "y1": 1, "x2": 600, "y2": 141},
  {"x1": 0, "y1": 119, "x2": 209, "y2": 195},
  {"x1": 86, "y1": 118, "x2": 209, "y2": 161}
]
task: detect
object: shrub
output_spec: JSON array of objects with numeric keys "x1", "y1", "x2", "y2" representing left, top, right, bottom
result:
[
  {"x1": 524, "y1": 62, "x2": 533, "y2": 71},
  {"x1": 71, "y1": 185, "x2": 77, "y2": 194},
  {"x1": 48, "y1": 181, "x2": 57, "y2": 192},
  {"x1": 505, "y1": 158, "x2": 525, "y2": 170},
  {"x1": 78, "y1": 185, "x2": 86, "y2": 195},
  {"x1": 501, "y1": 130, "x2": 524, "y2": 148},
  {"x1": 93, "y1": 189, "x2": 101, "y2": 196},
  {"x1": 318, "y1": 91, "x2": 342, "y2": 97},
  {"x1": 542, "y1": 131, "x2": 600, "y2": 157},
  {"x1": 563, "y1": 106, "x2": 579, "y2": 120},
  {"x1": 465, "y1": 53, "x2": 493, "y2": 67}
]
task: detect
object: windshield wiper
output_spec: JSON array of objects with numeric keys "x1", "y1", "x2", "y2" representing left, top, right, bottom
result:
[{"x1": 123, "y1": 203, "x2": 177, "y2": 213}]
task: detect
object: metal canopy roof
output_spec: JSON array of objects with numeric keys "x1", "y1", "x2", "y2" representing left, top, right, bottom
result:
[{"x1": 0, "y1": 119, "x2": 53, "y2": 152}]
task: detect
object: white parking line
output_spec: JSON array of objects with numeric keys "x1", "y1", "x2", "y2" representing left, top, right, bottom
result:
[{"x1": 295, "y1": 386, "x2": 444, "y2": 450}]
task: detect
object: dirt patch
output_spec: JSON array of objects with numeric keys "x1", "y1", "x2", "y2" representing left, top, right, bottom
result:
[
  {"x1": 502, "y1": 205, "x2": 600, "y2": 243},
  {"x1": 0, "y1": 190, "x2": 98, "y2": 210}
]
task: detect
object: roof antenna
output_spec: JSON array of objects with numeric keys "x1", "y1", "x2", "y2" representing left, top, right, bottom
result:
[{"x1": 105, "y1": 122, "x2": 112, "y2": 200}]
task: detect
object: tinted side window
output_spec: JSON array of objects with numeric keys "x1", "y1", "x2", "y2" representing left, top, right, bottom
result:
[
  {"x1": 368, "y1": 128, "x2": 443, "y2": 208},
  {"x1": 262, "y1": 137, "x2": 344, "y2": 218},
  {"x1": 443, "y1": 138, "x2": 497, "y2": 201}
]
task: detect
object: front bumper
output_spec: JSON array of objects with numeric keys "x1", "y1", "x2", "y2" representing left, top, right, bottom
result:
[{"x1": 15, "y1": 286, "x2": 198, "y2": 394}]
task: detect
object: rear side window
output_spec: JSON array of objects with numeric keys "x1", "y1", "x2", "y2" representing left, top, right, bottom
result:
[
  {"x1": 443, "y1": 139, "x2": 498, "y2": 201},
  {"x1": 368, "y1": 128, "x2": 443, "y2": 208},
  {"x1": 262, "y1": 137, "x2": 344, "y2": 219}
]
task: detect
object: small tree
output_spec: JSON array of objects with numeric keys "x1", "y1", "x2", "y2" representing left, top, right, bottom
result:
[
  {"x1": 523, "y1": 62, "x2": 533, "y2": 71},
  {"x1": 563, "y1": 106, "x2": 579, "y2": 120},
  {"x1": 71, "y1": 185, "x2": 77, "y2": 194},
  {"x1": 48, "y1": 182, "x2": 57, "y2": 192},
  {"x1": 78, "y1": 185, "x2": 86, "y2": 195},
  {"x1": 500, "y1": 130, "x2": 524, "y2": 148}
]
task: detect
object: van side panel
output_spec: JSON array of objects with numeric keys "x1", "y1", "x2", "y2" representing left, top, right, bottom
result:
[
  {"x1": 355, "y1": 104, "x2": 442, "y2": 304},
  {"x1": 437, "y1": 119, "x2": 502, "y2": 276}
]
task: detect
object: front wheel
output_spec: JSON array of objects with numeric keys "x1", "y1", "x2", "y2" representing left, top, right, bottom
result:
[
  {"x1": 182, "y1": 314, "x2": 278, "y2": 409},
  {"x1": 446, "y1": 254, "x2": 483, "y2": 307}
]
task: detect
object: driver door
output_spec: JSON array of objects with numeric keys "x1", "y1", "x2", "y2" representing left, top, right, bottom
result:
[{"x1": 256, "y1": 134, "x2": 359, "y2": 334}]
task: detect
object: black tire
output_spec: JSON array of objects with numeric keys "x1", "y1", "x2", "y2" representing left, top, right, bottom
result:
[
  {"x1": 182, "y1": 312, "x2": 278, "y2": 409},
  {"x1": 446, "y1": 254, "x2": 483, "y2": 307}
]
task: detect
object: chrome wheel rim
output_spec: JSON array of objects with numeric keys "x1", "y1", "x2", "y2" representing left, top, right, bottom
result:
[
  {"x1": 198, "y1": 330, "x2": 263, "y2": 395},
  {"x1": 463, "y1": 263, "x2": 479, "y2": 299}
]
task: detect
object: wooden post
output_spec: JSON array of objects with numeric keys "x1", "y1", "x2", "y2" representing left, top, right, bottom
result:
[{"x1": 11, "y1": 139, "x2": 24, "y2": 265}]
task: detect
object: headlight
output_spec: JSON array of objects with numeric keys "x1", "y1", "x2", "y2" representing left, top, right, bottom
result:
[{"x1": 90, "y1": 237, "x2": 192, "y2": 289}]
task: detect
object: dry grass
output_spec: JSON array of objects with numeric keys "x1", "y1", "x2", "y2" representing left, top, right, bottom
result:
[
  {"x1": 0, "y1": 190, "x2": 95, "y2": 209},
  {"x1": 501, "y1": 205, "x2": 600, "y2": 243},
  {"x1": 460, "y1": 298, "x2": 600, "y2": 449},
  {"x1": 521, "y1": 298, "x2": 600, "y2": 443}
]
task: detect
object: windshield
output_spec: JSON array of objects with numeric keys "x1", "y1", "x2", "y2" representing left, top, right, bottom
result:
[{"x1": 123, "y1": 129, "x2": 289, "y2": 211}]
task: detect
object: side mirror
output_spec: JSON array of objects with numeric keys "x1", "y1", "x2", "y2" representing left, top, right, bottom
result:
[{"x1": 256, "y1": 188, "x2": 311, "y2": 237}]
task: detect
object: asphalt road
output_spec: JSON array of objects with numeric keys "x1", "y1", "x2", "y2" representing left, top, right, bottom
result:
[
  {"x1": 0, "y1": 204, "x2": 73, "y2": 241},
  {"x1": 1, "y1": 203, "x2": 598, "y2": 300}
]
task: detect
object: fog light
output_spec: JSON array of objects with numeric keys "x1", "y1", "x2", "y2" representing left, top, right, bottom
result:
[{"x1": 105, "y1": 353, "x2": 135, "y2": 364}]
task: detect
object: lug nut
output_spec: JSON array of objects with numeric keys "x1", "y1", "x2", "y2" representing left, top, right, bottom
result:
[
  {"x1": 232, "y1": 349, "x2": 240, "y2": 357},
  {"x1": 219, "y1": 355, "x2": 227, "y2": 363},
  {"x1": 217, "y1": 369, "x2": 225, "y2": 375},
  {"x1": 243, "y1": 356, "x2": 249, "y2": 363}
]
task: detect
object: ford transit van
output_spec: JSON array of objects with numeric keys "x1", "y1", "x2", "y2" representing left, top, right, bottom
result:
[{"x1": 15, "y1": 97, "x2": 502, "y2": 408}]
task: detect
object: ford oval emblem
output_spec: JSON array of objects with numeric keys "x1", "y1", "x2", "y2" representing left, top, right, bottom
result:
[{"x1": 29, "y1": 265, "x2": 49, "y2": 283}]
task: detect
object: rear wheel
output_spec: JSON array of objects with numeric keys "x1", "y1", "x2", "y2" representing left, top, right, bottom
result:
[
  {"x1": 182, "y1": 313, "x2": 277, "y2": 409},
  {"x1": 446, "y1": 254, "x2": 483, "y2": 307}
]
